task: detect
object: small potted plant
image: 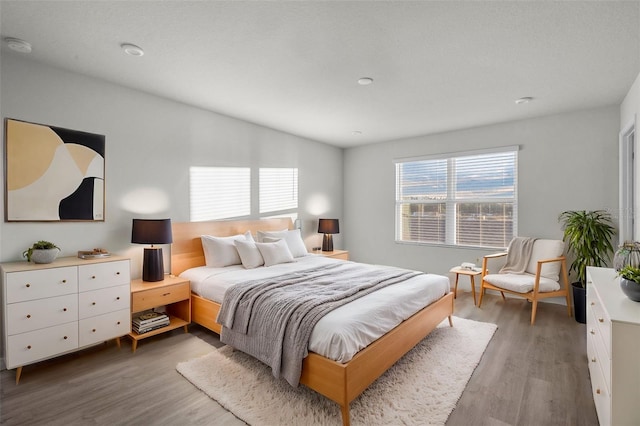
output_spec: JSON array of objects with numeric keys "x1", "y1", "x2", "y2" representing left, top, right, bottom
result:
[
  {"x1": 618, "y1": 265, "x2": 640, "y2": 302},
  {"x1": 23, "y1": 240, "x2": 60, "y2": 264}
]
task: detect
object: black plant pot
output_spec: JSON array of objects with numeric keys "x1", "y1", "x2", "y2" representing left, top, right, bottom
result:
[{"x1": 572, "y1": 282, "x2": 586, "y2": 324}]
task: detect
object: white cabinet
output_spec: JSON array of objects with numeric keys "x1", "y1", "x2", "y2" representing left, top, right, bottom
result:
[
  {"x1": 2, "y1": 256, "x2": 130, "y2": 383},
  {"x1": 586, "y1": 267, "x2": 640, "y2": 426}
]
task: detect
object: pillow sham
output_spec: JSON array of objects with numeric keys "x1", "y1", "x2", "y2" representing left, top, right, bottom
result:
[
  {"x1": 257, "y1": 229, "x2": 308, "y2": 258},
  {"x1": 201, "y1": 231, "x2": 252, "y2": 267},
  {"x1": 255, "y1": 239, "x2": 295, "y2": 267},
  {"x1": 234, "y1": 239, "x2": 264, "y2": 269}
]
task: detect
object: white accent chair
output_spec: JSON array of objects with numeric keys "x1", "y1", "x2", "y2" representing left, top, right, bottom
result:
[{"x1": 477, "y1": 239, "x2": 572, "y2": 325}]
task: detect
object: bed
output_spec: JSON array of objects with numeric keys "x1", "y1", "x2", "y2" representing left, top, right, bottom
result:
[{"x1": 171, "y1": 218, "x2": 454, "y2": 426}]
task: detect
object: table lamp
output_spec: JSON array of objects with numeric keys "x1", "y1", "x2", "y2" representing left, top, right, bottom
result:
[
  {"x1": 131, "y1": 218, "x2": 173, "y2": 282},
  {"x1": 318, "y1": 218, "x2": 339, "y2": 252}
]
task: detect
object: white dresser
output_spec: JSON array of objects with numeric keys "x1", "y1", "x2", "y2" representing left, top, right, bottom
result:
[
  {"x1": 2, "y1": 256, "x2": 131, "y2": 383},
  {"x1": 586, "y1": 267, "x2": 640, "y2": 426}
]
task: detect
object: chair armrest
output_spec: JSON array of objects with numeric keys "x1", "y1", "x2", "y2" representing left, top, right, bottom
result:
[
  {"x1": 536, "y1": 255, "x2": 565, "y2": 265},
  {"x1": 484, "y1": 252, "x2": 508, "y2": 259},
  {"x1": 481, "y1": 251, "x2": 507, "y2": 275}
]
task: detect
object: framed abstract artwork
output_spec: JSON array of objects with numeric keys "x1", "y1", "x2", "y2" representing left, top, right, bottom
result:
[{"x1": 4, "y1": 118, "x2": 106, "y2": 222}]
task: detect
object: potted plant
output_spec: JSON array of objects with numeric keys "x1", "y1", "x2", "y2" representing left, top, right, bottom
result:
[
  {"x1": 558, "y1": 210, "x2": 615, "y2": 323},
  {"x1": 618, "y1": 265, "x2": 640, "y2": 302},
  {"x1": 23, "y1": 240, "x2": 60, "y2": 264}
]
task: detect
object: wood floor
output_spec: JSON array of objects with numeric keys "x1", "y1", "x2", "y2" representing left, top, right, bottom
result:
[{"x1": 0, "y1": 290, "x2": 598, "y2": 426}]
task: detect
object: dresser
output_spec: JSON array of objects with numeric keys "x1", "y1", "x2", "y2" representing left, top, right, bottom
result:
[
  {"x1": 586, "y1": 267, "x2": 640, "y2": 426},
  {"x1": 2, "y1": 256, "x2": 131, "y2": 383}
]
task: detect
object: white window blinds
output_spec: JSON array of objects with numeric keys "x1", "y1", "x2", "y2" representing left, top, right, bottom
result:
[
  {"x1": 395, "y1": 147, "x2": 518, "y2": 248},
  {"x1": 259, "y1": 168, "x2": 298, "y2": 214},
  {"x1": 189, "y1": 166, "x2": 250, "y2": 221}
]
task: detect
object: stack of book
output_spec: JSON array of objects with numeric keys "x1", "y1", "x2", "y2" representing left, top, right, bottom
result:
[{"x1": 132, "y1": 310, "x2": 170, "y2": 334}]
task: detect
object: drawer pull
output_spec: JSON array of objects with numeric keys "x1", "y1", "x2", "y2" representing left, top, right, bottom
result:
[
  {"x1": 92, "y1": 302, "x2": 96, "y2": 306},
  {"x1": 116, "y1": 296, "x2": 120, "y2": 300},
  {"x1": 63, "y1": 308, "x2": 67, "y2": 312},
  {"x1": 596, "y1": 388, "x2": 601, "y2": 395},
  {"x1": 163, "y1": 292, "x2": 171, "y2": 296},
  {"x1": 117, "y1": 271, "x2": 121, "y2": 275},
  {"x1": 26, "y1": 314, "x2": 31, "y2": 319},
  {"x1": 62, "y1": 279, "x2": 67, "y2": 283},
  {"x1": 27, "y1": 345, "x2": 31, "y2": 350},
  {"x1": 591, "y1": 357, "x2": 596, "y2": 363},
  {"x1": 63, "y1": 336, "x2": 68, "y2": 340},
  {"x1": 117, "y1": 321, "x2": 121, "y2": 325},
  {"x1": 26, "y1": 283, "x2": 31, "y2": 288},
  {"x1": 92, "y1": 275, "x2": 96, "y2": 279},
  {"x1": 598, "y1": 318, "x2": 604, "y2": 323},
  {"x1": 590, "y1": 302, "x2": 595, "y2": 306},
  {"x1": 92, "y1": 329, "x2": 96, "y2": 333},
  {"x1": 590, "y1": 329, "x2": 595, "y2": 335}
]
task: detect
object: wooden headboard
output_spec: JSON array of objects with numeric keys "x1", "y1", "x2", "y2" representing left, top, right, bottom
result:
[{"x1": 170, "y1": 218, "x2": 294, "y2": 275}]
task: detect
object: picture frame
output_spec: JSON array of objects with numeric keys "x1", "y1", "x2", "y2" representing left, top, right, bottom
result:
[{"x1": 4, "y1": 118, "x2": 105, "y2": 222}]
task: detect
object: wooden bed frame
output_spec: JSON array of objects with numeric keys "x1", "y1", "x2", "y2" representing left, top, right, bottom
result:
[{"x1": 171, "y1": 219, "x2": 454, "y2": 426}]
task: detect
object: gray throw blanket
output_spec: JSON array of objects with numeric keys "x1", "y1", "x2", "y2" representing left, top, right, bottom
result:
[
  {"x1": 500, "y1": 237, "x2": 537, "y2": 274},
  {"x1": 217, "y1": 262, "x2": 422, "y2": 387}
]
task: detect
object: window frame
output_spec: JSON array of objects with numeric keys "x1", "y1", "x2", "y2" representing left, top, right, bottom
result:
[{"x1": 394, "y1": 146, "x2": 519, "y2": 249}]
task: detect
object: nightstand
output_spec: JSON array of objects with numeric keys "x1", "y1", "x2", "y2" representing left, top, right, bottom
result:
[
  {"x1": 129, "y1": 275, "x2": 191, "y2": 353},
  {"x1": 318, "y1": 249, "x2": 349, "y2": 260},
  {"x1": 449, "y1": 266, "x2": 481, "y2": 306}
]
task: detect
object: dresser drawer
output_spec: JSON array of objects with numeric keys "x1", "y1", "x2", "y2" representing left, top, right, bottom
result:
[
  {"x1": 587, "y1": 292, "x2": 612, "y2": 359},
  {"x1": 132, "y1": 281, "x2": 190, "y2": 313},
  {"x1": 6, "y1": 267, "x2": 78, "y2": 303},
  {"x1": 588, "y1": 349, "x2": 611, "y2": 426},
  {"x1": 79, "y1": 308, "x2": 130, "y2": 347},
  {"x1": 6, "y1": 322, "x2": 78, "y2": 369},
  {"x1": 78, "y1": 284, "x2": 130, "y2": 319},
  {"x1": 78, "y1": 260, "x2": 130, "y2": 292},
  {"x1": 6, "y1": 294, "x2": 77, "y2": 335},
  {"x1": 587, "y1": 323, "x2": 611, "y2": 394}
]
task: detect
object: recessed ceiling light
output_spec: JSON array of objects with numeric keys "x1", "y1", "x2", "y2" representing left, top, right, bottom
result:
[
  {"x1": 515, "y1": 97, "x2": 533, "y2": 104},
  {"x1": 357, "y1": 77, "x2": 374, "y2": 86},
  {"x1": 121, "y1": 43, "x2": 144, "y2": 57},
  {"x1": 4, "y1": 37, "x2": 32, "y2": 54}
]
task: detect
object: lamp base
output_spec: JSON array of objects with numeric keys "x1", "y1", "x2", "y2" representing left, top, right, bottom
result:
[
  {"x1": 142, "y1": 247, "x2": 165, "y2": 282},
  {"x1": 322, "y1": 234, "x2": 334, "y2": 252}
]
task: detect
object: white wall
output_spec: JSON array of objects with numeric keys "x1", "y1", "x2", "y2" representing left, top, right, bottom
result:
[
  {"x1": 0, "y1": 54, "x2": 343, "y2": 276},
  {"x1": 621, "y1": 72, "x2": 640, "y2": 128},
  {"x1": 343, "y1": 106, "x2": 620, "y2": 281}
]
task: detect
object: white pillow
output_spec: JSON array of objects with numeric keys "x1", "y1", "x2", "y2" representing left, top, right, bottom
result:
[
  {"x1": 201, "y1": 231, "x2": 252, "y2": 267},
  {"x1": 257, "y1": 229, "x2": 308, "y2": 258},
  {"x1": 255, "y1": 239, "x2": 294, "y2": 267},
  {"x1": 234, "y1": 239, "x2": 264, "y2": 269}
]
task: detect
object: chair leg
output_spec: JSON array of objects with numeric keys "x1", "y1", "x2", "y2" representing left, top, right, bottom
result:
[
  {"x1": 478, "y1": 285, "x2": 485, "y2": 307},
  {"x1": 531, "y1": 300, "x2": 538, "y2": 325},
  {"x1": 565, "y1": 292, "x2": 572, "y2": 317},
  {"x1": 500, "y1": 291, "x2": 506, "y2": 301}
]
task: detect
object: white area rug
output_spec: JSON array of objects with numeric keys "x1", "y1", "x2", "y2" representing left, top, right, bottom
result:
[{"x1": 177, "y1": 317, "x2": 497, "y2": 425}]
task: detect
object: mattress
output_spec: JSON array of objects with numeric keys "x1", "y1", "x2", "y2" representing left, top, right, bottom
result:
[{"x1": 180, "y1": 255, "x2": 450, "y2": 363}]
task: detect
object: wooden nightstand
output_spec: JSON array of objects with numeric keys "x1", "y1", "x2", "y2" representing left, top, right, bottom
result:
[
  {"x1": 129, "y1": 275, "x2": 191, "y2": 353},
  {"x1": 318, "y1": 249, "x2": 349, "y2": 260},
  {"x1": 449, "y1": 266, "x2": 481, "y2": 306}
]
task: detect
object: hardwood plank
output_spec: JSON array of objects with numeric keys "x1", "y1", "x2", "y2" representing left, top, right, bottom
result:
[{"x1": 0, "y1": 291, "x2": 598, "y2": 426}]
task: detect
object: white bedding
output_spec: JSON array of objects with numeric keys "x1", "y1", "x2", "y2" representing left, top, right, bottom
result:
[{"x1": 180, "y1": 255, "x2": 450, "y2": 363}]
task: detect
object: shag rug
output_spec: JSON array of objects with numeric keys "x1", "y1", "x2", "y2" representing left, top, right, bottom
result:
[{"x1": 176, "y1": 317, "x2": 497, "y2": 425}]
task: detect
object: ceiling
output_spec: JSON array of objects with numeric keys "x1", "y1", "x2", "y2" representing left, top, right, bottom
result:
[{"x1": 1, "y1": 1, "x2": 639, "y2": 148}]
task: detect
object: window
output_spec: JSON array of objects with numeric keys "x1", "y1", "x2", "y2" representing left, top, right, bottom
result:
[
  {"x1": 259, "y1": 168, "x2": 298, "y2": 214},
  {"x1": 395, "y1": 147, "x2": 518, "y2": 248},
  {"x1": 189, "y1": 167, "x2": 250, "y2": 221},
  {"x1": 189, "y1": 166, "x2": 298, "y2": 222}
]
